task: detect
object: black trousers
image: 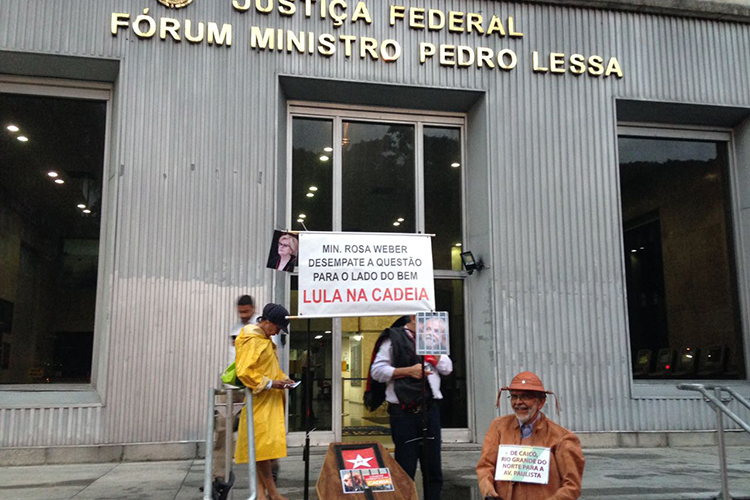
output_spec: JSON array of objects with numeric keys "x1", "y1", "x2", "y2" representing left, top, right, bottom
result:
[{"x1": 388, "y1": 403, "x2": 443, "y2": 500}]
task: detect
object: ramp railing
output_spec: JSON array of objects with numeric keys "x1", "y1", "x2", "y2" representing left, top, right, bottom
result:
[
  {"x1": 204, "y1": 386, "x2": 257, "y2": 500},
  {"x1": 676, "y1": 384, "x2": 750, "y2": 500}
]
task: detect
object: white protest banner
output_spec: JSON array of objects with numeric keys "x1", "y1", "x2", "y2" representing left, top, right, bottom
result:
[
  {"x1": 494, "y1": 445, "x2": 551, "y2": 485},
  {"x1": 298, "y1": 232, "x2": 435, "y2": 318}
]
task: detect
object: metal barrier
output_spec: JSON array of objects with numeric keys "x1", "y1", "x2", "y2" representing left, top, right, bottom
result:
[
  {"x1": 204, "y1": 386, "x2": 257, "y2": 500},
  {"x1": 676, "y1": 384, "x2": 750, "y2": 500}
]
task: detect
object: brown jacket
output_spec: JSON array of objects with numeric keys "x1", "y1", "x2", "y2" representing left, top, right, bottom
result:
[{"x1": 476, "y1": 413, "x2": 585, "y2": 500}]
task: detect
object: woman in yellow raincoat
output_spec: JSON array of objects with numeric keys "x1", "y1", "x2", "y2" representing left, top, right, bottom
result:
[{"x1": 235, "y1": 303, "x2": 294, "y2": 500}]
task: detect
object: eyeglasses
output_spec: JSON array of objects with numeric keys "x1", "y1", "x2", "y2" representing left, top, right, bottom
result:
[
  {"x1": 278, "y1": 242, "x2": 292, "y2": 249},
  {"x1": 508, "y1": 393, "x2": 538, "y2": 404}
]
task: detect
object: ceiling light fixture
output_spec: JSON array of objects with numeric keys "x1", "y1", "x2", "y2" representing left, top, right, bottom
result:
[
  {"x1": 299, "y1": 214, "x2": 307, "y2": 218},
  {"x1": 309, "y1": 186, "x2": 318, "y2": 192},
  {"x1": 397, "y1": 218, "x2": 404, "y2": 222},
  {"x1": 6, "y1": 125, "x2": 19, "y2": 132},
  {"x1": 393, "y1": 222, "x2": 400, "y2": 226},
  {"x1": 83, "y1": 209, "x2": 92, "y2": 214},
  {"x1": 47, "y1": 171, "x2": 59, "y2": 178},
  {"x1": 324, "y1": 147, "x2": 333, "y2": 152},
  {"x1": 297, "y1": 218, "x2": 304, "y2": 223},
  {"x1": 77, "y1": 204, "x2": 86, "y2": 209},
  {"x1": 306, "y1": 193, "x2": 314, "y2": 198},
  {"x1": 54, "y1": 179, "x2": 65, "y2": 184},
  {"x1": 455, "y1": 243, "x2": 462, "y2": 247},
  {"x1": 451, "y1": 162, "x2": 460, "y2": 168},
  {"x1": 319, "y1": 155, "x2": 329, "y2": 162},
  {"x1": 17, "y1": 136, "x2": 29, "y2": 142},
  {"x1": 315, "y1": 335, "x2": 323, "y2": 339}
]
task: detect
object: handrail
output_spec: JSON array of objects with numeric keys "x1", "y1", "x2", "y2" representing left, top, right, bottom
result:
[
  {"x1": 677, "y1": 383, "x2": 750, "y2": 500},
  {"x1": 676, "y1": 384, "x2": 750, "y2": 433},
  {"x1": 204, "y1": 386, "x2": 257, "y2": 500},
  {"x1": 703, "y1": 385, "x2": 750, "y2": 414}
]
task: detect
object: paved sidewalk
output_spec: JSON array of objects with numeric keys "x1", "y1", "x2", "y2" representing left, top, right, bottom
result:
[{"x1": 1, "y1": 445, "x2": 749, "y2": 500}]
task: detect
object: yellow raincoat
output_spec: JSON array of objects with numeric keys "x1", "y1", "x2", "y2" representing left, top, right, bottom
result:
[{"x1": 234, "y1": 325, "x2": 288, "y2": 463}]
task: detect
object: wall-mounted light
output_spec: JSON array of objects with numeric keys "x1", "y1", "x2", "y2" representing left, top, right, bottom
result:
[{"x1": 460, "y1": 251, "x2": 485, "y2": 275}]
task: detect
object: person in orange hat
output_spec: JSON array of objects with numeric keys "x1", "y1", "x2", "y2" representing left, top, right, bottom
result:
[{"x1": 476, "y1": 371, "x2": 585, "y2": 500}]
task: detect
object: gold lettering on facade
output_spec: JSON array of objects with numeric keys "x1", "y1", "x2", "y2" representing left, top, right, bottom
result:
[
  {"x1": 569, "y1": 54, "x2": 585, "y2": 74},
  {"x1": 351, "y1": 2, "x2": 372, "y2": 24},
  {"x1": 409, "y1": 8, "x2": 425, "y2": 29},
  {"x1": 111, "y1": 13, "x2": 130, "y2": 35},
  {"x1": 133, "y1": 9, "x2": 157, "y2": 38},
  {"x1": 467, "y1": 13, "x2": 484, "y2": 34},
  {"x1": 588, "y1": 55, "x2": 604, "y2": 75},
  {"x1": 550, "y1": 52, "x2": 565, "y2": 73},
  {"x1": 419, "y1": 42, "x2": 436, "y2": 63},
  {"x1": 508, "y1": 16, "x2": 522, "y2": 37},
  {"x1": 532, "y1": 51, "x2": 548, "y2": 72},
  {"x1": 605, "y1": 57, "x2": 623, "y2": 77},
  {"x1": 389, "y1": 5, "x2": 405, "y2": 26},
  {"x1": 448, "y1": 11, "x2": 464, "y2": 33},
  {"x1": 160, "y1": 18, "x2": 181, "y2": 41},
  {"x1": 184, "y1": 20, "x2": 205, "y2": 42},
  {"x1": 207, "y1": 22, "x2": 233, "y2": 45},
  {"x1": 439, "y1": 45, "x2": 455, "y2": 66},
  {"x1": 278, "y1": 0, "x2": 297, "y2": 15}
]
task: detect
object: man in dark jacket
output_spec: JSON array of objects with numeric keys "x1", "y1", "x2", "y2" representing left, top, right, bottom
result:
[{"x1": 370, "y1": 315, "x2": 453, "y2": 500}]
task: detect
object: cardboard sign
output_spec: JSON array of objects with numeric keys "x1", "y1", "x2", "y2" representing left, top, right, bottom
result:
[
  {"x1": 495, "y1": 445, "x2": 551, "y2": 484},
  {"x1": 298, "y1": 232, "x2": 435, "y2": 318}
]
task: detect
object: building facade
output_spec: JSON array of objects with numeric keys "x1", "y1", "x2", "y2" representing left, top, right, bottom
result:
[{"x1": 1, "y1": 0, "x2": 750, "y2": 457}]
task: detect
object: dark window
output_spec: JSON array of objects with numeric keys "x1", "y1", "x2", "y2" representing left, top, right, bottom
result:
[
  {"x1": 619, "y1": 136, "x2": 744, "y2": 379},
  {"x1": 0, "y1": 92, "x2": 106, "y2": 384}
]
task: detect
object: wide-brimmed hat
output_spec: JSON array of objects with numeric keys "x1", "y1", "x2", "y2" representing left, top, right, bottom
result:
[
  {"x1": 496, "y1": 371, "x2": 561, "y2": 415},
  {"x1": 259, "y1": 303, "x2": 290, "y2": 333}
]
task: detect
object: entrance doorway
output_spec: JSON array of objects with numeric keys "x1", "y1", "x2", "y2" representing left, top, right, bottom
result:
[{"x1": 286, "y1": 103, "x2": 471, "y2": 445}]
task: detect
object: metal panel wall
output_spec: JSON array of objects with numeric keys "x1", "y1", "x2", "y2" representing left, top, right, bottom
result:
[{"x1": 0, "y1": 0, "x2": 749, "y2": 447}]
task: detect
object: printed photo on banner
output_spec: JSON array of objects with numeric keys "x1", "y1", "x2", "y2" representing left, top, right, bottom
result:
[
  {"x1": 266, "y1": 230, "x2": 299, "y2": 273},
  {"x1": 416, "y1": 311, "x2": 450, "y2": 355}
]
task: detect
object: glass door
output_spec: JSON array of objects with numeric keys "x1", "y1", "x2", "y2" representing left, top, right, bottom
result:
[
  {"x1": 288, "y1": 105, "x2": 470, "y2": 444},
  {"x1": 341, "y1": 315, "x2": 399, "y2": 442}
]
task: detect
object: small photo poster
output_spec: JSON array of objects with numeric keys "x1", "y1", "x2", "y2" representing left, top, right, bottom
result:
[
  {"x1": 361, "y1": 468, "x2": 395, "y2": 492},
  {"x1": 340, "y1": 468, "x2": 395, "y2": 494},
  {"x1": 340, "y1": 469, "x2": 366, "y2": 494},
  {"x1": 266, "y1": 230, "x2": 299, "y2": 273},
  {"x1": 416, "y1": 311, "x2": 450, "y2": 356},
  {"x1": 495, "y1": 445, "x2": 551, "y2": 485}
]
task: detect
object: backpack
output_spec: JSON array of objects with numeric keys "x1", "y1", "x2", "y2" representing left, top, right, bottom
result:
[{"x1": 363, "y1": 330, "x2": 390, "y2": 411}]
